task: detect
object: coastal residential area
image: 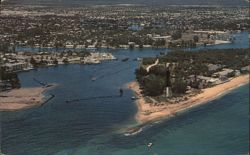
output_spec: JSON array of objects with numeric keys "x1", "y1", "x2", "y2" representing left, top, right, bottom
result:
[
  {"x1": 130, "y1": 48, "x2": 249, "y2": 123},
  {"x1": 0, "y1": 50, "x2": 116, "y2": 110},
  {"x1": 0, "y1": 6, "x2": 249, "y2": 50},
  {"x1": 136, "y1": 49, "x2": 249, "y2": 97},
  {"x1": 0, "y1": 50, "x2": 116, "y2": 87},
  {"x1": 0, "y1": 1, "x2": 250, "y2": 155},
  {"x1": 0, "y1": 51, "x2": 116, "y2": 71}
]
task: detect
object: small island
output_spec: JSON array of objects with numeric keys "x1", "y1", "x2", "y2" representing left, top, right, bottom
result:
[{"x1": 129, "y1": 48, "x2": 250, "y2": 124}]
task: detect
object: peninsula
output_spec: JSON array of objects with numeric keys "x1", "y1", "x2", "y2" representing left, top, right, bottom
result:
[
  {"x1": 0, "y1": 86, "x2": 52, "y2": 111},
  {"x1": 129, "y1": 75, "x2": 249, "y2": 123},
  {"x1": 130, "y1": 48, "x2": 250, "y2": 124}
]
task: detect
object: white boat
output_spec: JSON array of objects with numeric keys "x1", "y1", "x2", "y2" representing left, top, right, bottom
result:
[
  {"x1": 147, "y1": 142, "x2": 153, "y2": 148},
  {"x1": 124, "y1": 128, "x2": 142, "y2": 136},
  {"x1": 91, "y1": 77, "x2": 97, "y2": 81},
  {"x1": 131, "y1": 96, "x2": 137, "y2": 100}
]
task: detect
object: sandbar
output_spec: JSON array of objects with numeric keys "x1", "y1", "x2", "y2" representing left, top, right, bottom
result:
[{"x1": 0, "y1": 86, "x2": 53, "y2": 111}]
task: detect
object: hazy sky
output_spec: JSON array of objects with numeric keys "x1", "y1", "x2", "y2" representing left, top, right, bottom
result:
[{"x1": 3, "y1": 0, "x2": 249, "y2": 6}]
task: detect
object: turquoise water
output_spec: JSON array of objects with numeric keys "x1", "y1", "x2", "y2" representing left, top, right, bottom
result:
[
  {"x1": 1, "y1": 36, "x2": 249, "y2": 155},
  {"x1": 2, "y1": 68, "x2": 248, "y2": 155}
]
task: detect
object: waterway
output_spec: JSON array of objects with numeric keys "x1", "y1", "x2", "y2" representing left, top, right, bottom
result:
[{"x1": 0, "y1": 31, "x2": 249, "y2": 155}]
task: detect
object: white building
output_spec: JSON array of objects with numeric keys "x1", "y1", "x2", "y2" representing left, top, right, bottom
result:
[{"x1": 1, "y1": 62, "x2": 32, "y2": 72}]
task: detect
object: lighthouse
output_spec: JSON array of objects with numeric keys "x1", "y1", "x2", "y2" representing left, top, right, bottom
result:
[{"x1": 165, "y1": 63, "x2": 172, "y2": 98}]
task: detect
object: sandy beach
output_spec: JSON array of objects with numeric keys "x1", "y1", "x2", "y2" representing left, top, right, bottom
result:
[
  {"x1": 0, "y1": 87, "x2": 51, "y2": 111},
  {"x1": 128, "y1": 74, "x2": 249, "y2": 124}
]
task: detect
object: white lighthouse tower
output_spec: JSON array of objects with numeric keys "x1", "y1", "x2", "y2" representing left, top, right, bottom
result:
[{"x1": 165, "y1": 63, "x2": 172, "y2": 98}]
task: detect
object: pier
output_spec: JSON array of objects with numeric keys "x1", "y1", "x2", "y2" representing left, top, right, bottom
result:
[{"x1": 40, "y1": 94, "x2": 55, "y2": 107}]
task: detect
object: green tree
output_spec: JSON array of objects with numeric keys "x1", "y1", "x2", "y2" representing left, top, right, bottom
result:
[
  {"x1": 172, "y1": 31, "x2": 182, "y2": 40},
  {"x1": 53, "y1": 58, "x2": 58, "y2": 65},
  {"x1": 63, "y1": 58, "x2": 69, "y2": 64},
  {"x1": 30, "y1": 57, "x2": 38, "y2": 67},
  {"x1": 144, "y1": 74, "x2": 166, "y2": 96},
  {"x1": 172, "y1": 78, "x2": 187, "y2": 94},
  {"x1": 193, "y1": 35, "x2": 199, "y2": 43}
]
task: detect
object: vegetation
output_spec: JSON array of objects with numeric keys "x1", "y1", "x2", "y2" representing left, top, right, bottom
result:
[
  {"x1": 172, "y1": 78, "x2": 187, "y2": 94},
  {"x1": 0, "y1": 68, "x2": 21, "y2": 90},
  {"x1": 143, "y1": 74, "x2": 166, "y2": 96},
  {"x1": 136, "y1": 48, "x2": 249, "y2": 97},
  {"x1": 171, "y1": 31, "x2": 182, "y2": 40},
  {"x1": 62, "y1": 58, "x2": 69, "y2": 64}
]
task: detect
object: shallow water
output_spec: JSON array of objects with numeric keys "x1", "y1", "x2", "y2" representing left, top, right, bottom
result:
[{"x1": 0, "y1": 32, "x2": 249, "y2": 155}]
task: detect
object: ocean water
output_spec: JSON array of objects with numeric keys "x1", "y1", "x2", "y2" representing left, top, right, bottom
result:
[{"x1": 0, "y1": 35, "x2": 249, "y2": 155}]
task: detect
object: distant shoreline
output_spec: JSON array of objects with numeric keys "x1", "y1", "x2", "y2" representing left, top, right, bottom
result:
[
  {"x1": 128, "y1": 74, "x2": 249, "y2": 125},
  {"x1": 14, "y1": 40, "x2": 236, "y2": 52},
  {"x1": 0, "y1": 85, "x2": 56, "y2": 111}
]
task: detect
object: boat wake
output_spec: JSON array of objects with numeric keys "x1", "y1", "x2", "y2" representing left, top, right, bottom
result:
[
  {"x1": 124, "y1": 120, "x2": 162, "y2": 136},
  {"x1": 124, "y1": 128, "x2": 143, "y2": 136}
]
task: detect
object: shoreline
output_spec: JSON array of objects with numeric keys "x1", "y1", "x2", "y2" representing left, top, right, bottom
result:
[
  {"x1": 16, "y1": 42, "x2": 230, "y2": 51},
  {"x1": 128, "y1": 74, "x2": 249, "y2": 125},
  {"x1": 0, "y1": 85, "x2": 55, "y2": 111}
]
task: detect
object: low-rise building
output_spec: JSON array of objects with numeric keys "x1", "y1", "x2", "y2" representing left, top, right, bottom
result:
[
  {"x1": 212, "y1": 68, "x2": 234, "y2": 78},
  {"x1": 1, "y1": 62, "x2": 32, "y2": 72},
  {"x1": 241, "y1": 65, "x2": 250, "y2": 73},
  {"x1": 207, "y1": 64, "x2": 223, "y2": 71}
]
